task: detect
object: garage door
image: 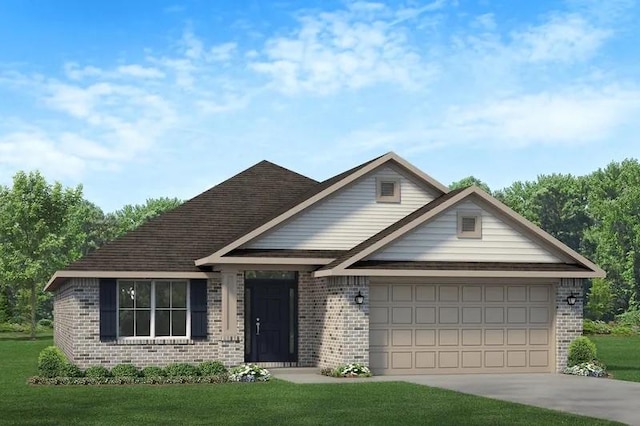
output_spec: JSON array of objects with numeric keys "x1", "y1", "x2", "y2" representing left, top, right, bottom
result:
[{"x1": 369, "y1": 281, "x2": 555, "y2": 374}]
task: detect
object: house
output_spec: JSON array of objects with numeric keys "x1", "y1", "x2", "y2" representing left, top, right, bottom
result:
[{"x1": 45, "y1": 152, "x2": 604, "y2": 375}]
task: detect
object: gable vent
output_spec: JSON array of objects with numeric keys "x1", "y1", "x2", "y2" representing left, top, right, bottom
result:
[
  {"x1": 461, "y1": 216, "x2": 477, "y2": 232},
  {"x1": 380, "y1": 181, "x2": 396, "y2": 197}
]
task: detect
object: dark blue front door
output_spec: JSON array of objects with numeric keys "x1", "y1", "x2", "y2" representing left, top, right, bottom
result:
[{"x1": 245, "y1": 278, "x2": 297, "y2": 362}]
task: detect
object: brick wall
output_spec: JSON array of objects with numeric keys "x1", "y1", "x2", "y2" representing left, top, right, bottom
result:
[
  {"x1": 53, "y1": 275, "x2": 244, "y2": 369},
  {"x1": 555, "y1": 278, "x2": 584, "y2": 372},
  {"x1": 316, "y1": 276, "x2": 369, "y2": 368}
]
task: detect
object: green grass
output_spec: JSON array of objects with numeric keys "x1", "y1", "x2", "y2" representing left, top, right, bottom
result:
[
  {"x1": 591, "y1": 335, "x2": 640, "y2": 383},
  {"x1": 0, "y1": 337, "x2": 616, "y2": 425}
]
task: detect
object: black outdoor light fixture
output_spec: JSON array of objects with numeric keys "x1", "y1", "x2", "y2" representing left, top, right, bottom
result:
[
  {"x1": 354, "y1": 290, "x2": 364, "y2": 306},
  {"x1": 566, "y1": 292, "x2": 580, "y2": 306}
]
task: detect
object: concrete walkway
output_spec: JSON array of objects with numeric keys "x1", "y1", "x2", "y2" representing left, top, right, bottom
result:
[{"x1": 270, "y1": 369, "x2": 640, "y2": 425}]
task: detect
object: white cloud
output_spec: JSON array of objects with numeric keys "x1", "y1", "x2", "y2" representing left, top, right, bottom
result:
[
  {"x1": 250, "y1": 6, "x2": 436, "y2": 95},
  {"x1": 116, "y1": 64, "x2": 165, "y2": 79}
]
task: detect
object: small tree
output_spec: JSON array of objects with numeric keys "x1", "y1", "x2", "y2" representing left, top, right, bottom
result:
[
  {"x1": 586, "y1": 278, "x2": 614, "y2": 321},
  {"x1": 0, "y1": 171, "x2": 87, "y2": 338}
]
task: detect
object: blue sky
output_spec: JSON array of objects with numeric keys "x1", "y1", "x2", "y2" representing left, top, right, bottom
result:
[{"x1": 1, "y1": 0, "x2": 639, "y2": 211}]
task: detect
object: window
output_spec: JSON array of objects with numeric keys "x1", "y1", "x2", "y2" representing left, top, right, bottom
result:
[
  {"x1": 376, "y1": 178, "x2": 401, "y2": 203},
  {"x1": 118, "y1": 280, "x2": 189, "y2": 338},
  {"x1": 457, "y1": 211, "x2": 482, "y2": 238}
]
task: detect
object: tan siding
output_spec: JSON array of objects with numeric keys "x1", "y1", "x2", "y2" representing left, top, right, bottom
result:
[
  {"x1": 370, "y1": 200, "x2": 563, "y2": 263},
  {"x1": 246, "y1": 165, "x2": 437, "y2": 250}
]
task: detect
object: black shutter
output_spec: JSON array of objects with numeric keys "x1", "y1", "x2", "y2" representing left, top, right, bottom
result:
[
  {"x1": 190, "y1": 279, "x2": 208, "y2": 339},
  {"x1": 99, "y1": 278, "x2": 117, "y2": 341}
]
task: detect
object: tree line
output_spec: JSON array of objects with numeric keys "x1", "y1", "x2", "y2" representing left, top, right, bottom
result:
[
  {"x1": 0, "y1": 171, "x2": 182, "y2": 337},
  {"x1": 2, "y1": 160, "x2": 639, "y2": 337}
]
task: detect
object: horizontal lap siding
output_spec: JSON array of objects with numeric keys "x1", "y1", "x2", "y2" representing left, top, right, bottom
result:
[
  {"x1": 247, "y1": 166, "x2": 436, "y2": 250},
  {"x1": 370, "y1": 200, "x2": 563, "y2": 263}
]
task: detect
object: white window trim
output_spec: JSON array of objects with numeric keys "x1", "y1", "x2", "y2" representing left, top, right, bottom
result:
[
  {"x1": 457, "y1": 210, "x2": 482, "y2": 239},
  {"x1": 116, "y1": 279, "x2": 191, "y2": 340},
  {"x1": 376, "y1": 177, "x2": 401, "y2": 203}
]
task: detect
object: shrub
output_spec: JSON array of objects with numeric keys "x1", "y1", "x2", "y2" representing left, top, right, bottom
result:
[
  {"x1": 563, "y1": 361, "x2": 607, "y2": 377},
  {"x1": 61, "y1": 363, "x2": 84, "y2": 378},
  {"x1": 611, "y1": 325, "x2": 636, "y2": 336},
  {"x1": 199, "y1": 361, "x2": 227, "y2": 376},
  {"x1": 37, "y1": 319, "x2": 53, "y2": 328},
  {"x1": 567, "y1": 336, "x2": 597, "y2": 366},
  {"x1": 332, "y1": 363, "x2": 372, "y2": 378},
  {"x1": 111, "y1": 364, "x2": 140, "y2": 377},
  {"x1": 229, "y1": 364, "x2": 270, "y2": 382},
  {"x1": 165, "y1": 363, "x2": 200, "y2": 377},
  {"x1": 28, "y1": 375, "x2": 229, "y2": 386},
  {"x1": 142, "y1": 366, "x2": 166, "y2": 377},
  {"x1": 583, "y1": 319, "x2": 611, "y2": 335},
  {"x1": 38, "y1": 346, "x2": 69, "y2": 378},
  {"x1": 616, "y1": 308, "x2": 640, "y2": 328},
  {"x1": 84, "y1": 366, "x2": 112, "y2": 378}
]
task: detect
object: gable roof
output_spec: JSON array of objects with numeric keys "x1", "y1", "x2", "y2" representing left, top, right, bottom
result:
[
  {"x1": 315, "y1": 186, "x2": 605, "y2": 278},
  {"x1": 195, "y1": 152, "x2": 449, "y2": 266},
  {"x1": 46, "y1": 160, "x2": 318, "y2": 290}
]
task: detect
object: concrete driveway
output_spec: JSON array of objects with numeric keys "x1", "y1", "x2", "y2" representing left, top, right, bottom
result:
[
  {"x1": 271, "y1": 369, "x2": 640, "y2": 425},
  {"x1": 388, "y1": 373, "x2": 640, "y2": 425}
]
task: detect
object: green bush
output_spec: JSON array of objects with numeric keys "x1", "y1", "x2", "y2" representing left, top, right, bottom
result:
[
  {"x1": 583, "y1": 319, "x2": 611, "y2": 335},
  {"x1": 611, "y1": 325, "x2": 636, "y2": 336},
  {"x1": 199, "y1": 361, "x2": 227, "y2": 376},
  {"x1": 37, "y1": 346, "x2": 68, "y2": 378},
  {"x1": 567, "y1": 336, "x2": 597, "y2": 367},
  {"x1": 616, "y1": 308, "x2": 640, "y2": 328},
  {"x1": 165, "y1": 363, "x2": 200, "y2": 377},
  {"x1": 84, "y1": 366, "x2": 112, "y2": 378},
  {"x1": 61, "y1": 363, "x2": 84, "y2": 378},
  {"x1": 142, "y1": 366, "x2": 166, "y2": 377},
  {"x1": 37, "y1": 319, "x2": 53, "y2": 328},
  {"x1": 111, "y1": 364, "x2": 140, "y2": 377}
]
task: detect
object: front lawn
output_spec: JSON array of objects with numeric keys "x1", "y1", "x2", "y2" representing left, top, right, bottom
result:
[
  {"x1": 591, "y1": 335, "x2": 640, "y2": 383},
  {"x1": 0, "y1": 337, "x2": 616, "y2": 425}
]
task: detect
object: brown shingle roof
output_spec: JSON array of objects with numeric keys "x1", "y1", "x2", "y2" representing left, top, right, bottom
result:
[{"x1": 64, "y1": 161, "x2": 318, "y2": 272}]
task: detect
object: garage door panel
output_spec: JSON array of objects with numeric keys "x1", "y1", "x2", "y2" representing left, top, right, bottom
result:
[
  {"x1": 392, "y1": 307, "x2": 412, "y2": 324},
  {"x1": 507, "y1": 286, "x2": 527, "y2": 302},
  {"x1": 370, "y1": 285, "x2": 389, "y2": 302},
  {"x1": 507, "y1": 329, "x2": 527, "y2": 345},
  {"x1": 392, "y1": 352, "x2": 413, "y2": 369},
  {"x1": 439, "y1": 352, "x2": 459, "y2": 368},
  {"x1": 462, "y1": 329, "x2": 482, "y2": 346},
  {"x1": 439, "y1": 307, "x2": 459, "y2": 324},
  {"x1": 416, "y1": 285, "x2": 436, "y2": 301},
  {"x1": 416, "y1": 307, "x2": 436, "y2": 324},
  {"x1": 392, "y1": 329, "x2": 412, "y2": 346},
  {"x1": 462, "y1": 351, "x2": 482, "y2": 368},
  {"x1": 485, "y1": 329, "x2": 505, "y2": 345},
  {"x1": 439, "y1": 286, "x2": 459, "y2": 302},
  {"x1": 462, "y1": 286, "x2": 482, "y2": 302},
  {"x1": 530, "y1": 328, "x2": 549, "y2": 345},
  {"x1": 530, "y1": 307, "x2": 549, "y2": 323},
  {"x1": 370, "y1": 329, "x2": 389, "y2": 347},
  {"x1": 370, "y1": 307, "x2": 389, "y2": 324},
  {"x1": 462, "y1": 307, "x2": 482, "y2": 324},
  {"x1": 415, "y1": 351, "x2": 436, "y2": 368},
  {"x1": 438, "y1": 329, "x2": 459, "y2": 346},
  {"x1": 507, "y1": 350, "x2": 527, "y2": 367},
  {"x1": 415, "y1": 329, "x2": 436, "y2": 346},
  {"x1": 485, "y1": 307, "x2": 504, "y2": 323},
  {"x1": 507, "y1": 307, "x2": 527, "y2": 323},
  {"x1": 370, "y1": 282, "x2": 554, "y2": 374},
  {"x1": 530, "y1": 350, "x2": 550, "y2": 367},
  {"x1": 392, "y1": 285, "x2": 412, "y2": 302}
]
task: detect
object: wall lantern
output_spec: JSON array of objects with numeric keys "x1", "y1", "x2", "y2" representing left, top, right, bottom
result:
[
  {"x1": 566, "y1": 292, "x2": 579, "y2": 306},
  {"x1": 354, "y1": 291, "x2": 364, "y2": 306}
]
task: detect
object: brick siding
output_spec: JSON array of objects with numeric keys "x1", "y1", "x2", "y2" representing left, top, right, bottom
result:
[{"x1": 555, "y1": 278, "x2": 584, "y2": 372}]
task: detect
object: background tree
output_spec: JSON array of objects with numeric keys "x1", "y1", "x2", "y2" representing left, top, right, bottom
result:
[
  {"x1": 111, "y1": 197, "x2": 182, "y2": 237},
  {"x1": 449, "y1": 176, "x2": 492, "y2": 194},
  {"x1": 0, "y1": 172, "x2": 87, "y2": 338}
]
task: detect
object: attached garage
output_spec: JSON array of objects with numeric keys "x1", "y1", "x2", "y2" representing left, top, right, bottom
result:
[{"x1": 369, "y1": 279, "x2": 555, "y2": 375}]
